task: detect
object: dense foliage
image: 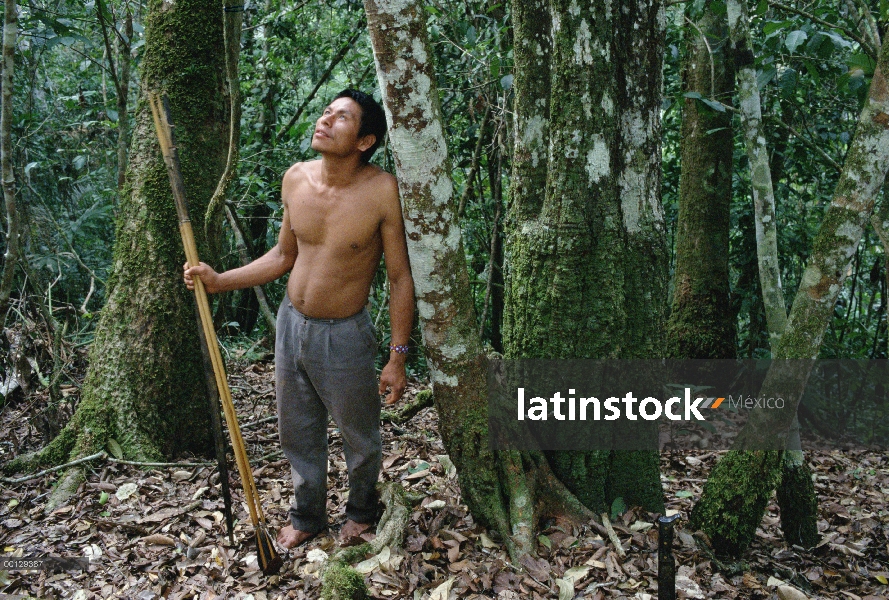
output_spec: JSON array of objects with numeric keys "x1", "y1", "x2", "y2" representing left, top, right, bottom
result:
[{"x1": 1, "y1": 0, "x2": 886, "y2": 392}]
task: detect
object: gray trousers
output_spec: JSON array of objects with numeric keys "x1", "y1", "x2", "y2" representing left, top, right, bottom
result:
[{"x1": 275, "y1": 300, "x2": 382, "y2": 533}]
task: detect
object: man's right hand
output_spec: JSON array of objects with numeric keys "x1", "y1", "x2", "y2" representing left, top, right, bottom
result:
[{"x1": 183, "y1": 262, "x2": 222, "y2": 293}]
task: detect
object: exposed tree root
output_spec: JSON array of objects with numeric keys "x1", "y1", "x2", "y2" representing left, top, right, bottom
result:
[
  {"x1": 1, "y1": 451, "x2": 106, "y2": 484},
  {"x1": 380, "y1": 389, "x2": 433, "y2": 425},
  {"x1": 320, "y1": 482, "x2": 415, "y2": 600}
]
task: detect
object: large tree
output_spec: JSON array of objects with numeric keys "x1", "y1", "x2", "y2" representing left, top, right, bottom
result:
[
  {"x1": 367, "y1": 0, "x2": 667, "y2": 558},
  {"x1": 504, "y1": 0, "x2": 668, "y2": 511},
  {"x1": 6, "y1": 0, "x2": 228, "y2": 507}
]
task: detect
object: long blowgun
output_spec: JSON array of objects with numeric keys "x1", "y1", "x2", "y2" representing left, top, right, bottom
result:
[{"x1": 148, "y1": 91, "x2": 282, "y2": 576}]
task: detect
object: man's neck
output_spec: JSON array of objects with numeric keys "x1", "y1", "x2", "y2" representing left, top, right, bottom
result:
[{"x1": 318, "y1": 153, "x2": 366, "y2": 188}]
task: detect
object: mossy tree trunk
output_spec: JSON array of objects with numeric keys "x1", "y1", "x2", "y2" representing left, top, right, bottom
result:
[
  {"x1": 365, "y1": 0, "x2": 518, "y2": 555},
  {"x1": 688, "y1": 0, "x2": 819, "y2": 556},
  {"x1": 6, "y1": 0, "x2": 228, "y2": 507},
  {"x1": 691, "y1": 34, "x2": 889, "y2": 558},
  {"x1": 504, "y1": 0, "x2": 668, "y2": 514},
  {"x1": 368, "y1": 0, "x2": 666, "y2": 560},
  {"x1": 666, "y1": 8, "x2": 736, "y2": 358}
]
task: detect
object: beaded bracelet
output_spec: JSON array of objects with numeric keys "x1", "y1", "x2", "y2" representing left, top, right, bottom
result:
[{"x1": 389, "y1": 344, "x2": 409, "y2": 355}]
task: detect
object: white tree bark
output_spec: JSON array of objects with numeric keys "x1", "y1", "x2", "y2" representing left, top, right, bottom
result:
[{"x1": 726, "y1": 0, "x2": 787, "y2": 349}]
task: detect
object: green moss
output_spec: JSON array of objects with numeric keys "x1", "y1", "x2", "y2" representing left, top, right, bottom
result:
[
  {"x1": 321, "y1": 564, "x2": 369, "y2": 600},
  {"x1": 608, "y1": 450, "x2": 664, "y2": 513},
  {"x1": 689, "y1": 450, "x2": 782, "y2": 558},
  {"x1": 776, "y1": 455, "x2": 819, "y2": 548}
]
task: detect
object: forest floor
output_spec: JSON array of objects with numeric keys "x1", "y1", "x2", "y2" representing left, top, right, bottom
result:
[{"x1": 0, "y1": 354, "x2": 887, "y2": 600}]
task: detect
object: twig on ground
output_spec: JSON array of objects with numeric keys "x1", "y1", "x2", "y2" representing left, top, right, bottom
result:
[{"x1": 600, "y1": 512, "x2": 626, "y2": 558}]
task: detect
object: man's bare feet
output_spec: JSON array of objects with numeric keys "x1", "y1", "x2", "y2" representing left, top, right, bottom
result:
[
  {"x1": 276, "y1": 524, "x2": 321, "y2": 549},
  {"x1": 339, "y1": 519, "x2": 373, "y2": 547}
]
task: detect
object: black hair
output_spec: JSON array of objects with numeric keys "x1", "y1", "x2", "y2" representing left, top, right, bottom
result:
[{"x1": 334, "y1": 89, "x2": 387, "y2": 163}]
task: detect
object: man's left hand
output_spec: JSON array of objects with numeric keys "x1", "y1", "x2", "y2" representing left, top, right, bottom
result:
[{"x1": 379, "y1": 361, "x2": 407, "y2": 405}]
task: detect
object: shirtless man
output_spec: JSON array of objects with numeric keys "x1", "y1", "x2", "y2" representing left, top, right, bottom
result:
[{"x1": 184, "y1": 89, "x2": 414, "y2": 549}]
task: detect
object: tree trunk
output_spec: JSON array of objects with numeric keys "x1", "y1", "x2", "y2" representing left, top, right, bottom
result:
[
  {"x1": 0, "y1": 0, "x2": 19, "y2": 309},
  {"x1": 504, "y1": 0, "x2": 667, "y2": 513},
  {"x1": 368, "y1": 0, "x2": 667, "y2": 561},
  {"x1": 365, "y1": 0, "x2": 523, "y2": 555},
  {"x1": 691, "y1": 37, "x2": 889, "y2": 558},
  {"x1": 6, "y1": 0, "x2": 228, "y2": 507},
  {"x1": 666, "y1": 9, "x2": 736, "y2": 358},
  {"x1": 727, "y1": 0, "x2": 786, "y2": 346}
]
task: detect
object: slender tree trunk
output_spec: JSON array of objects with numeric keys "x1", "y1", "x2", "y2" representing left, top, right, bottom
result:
[
  {"x1": 727, "y1": 0, "x2": 818, "y2": 551},
  {"x1": 666, "y1": 9, "x2": 736, "y2": 358},
  {"x1": 0, "y1": 0, "x2": 19, "y2": 310},
  {"x1": 4, "y1": 0, "x2": 228, "y2": 508},
  {"x1": 365, "y1": 0, "x2": 515, "y2": 554},
  {"x1": 691, "y1": 38, "x2": 889, "y2": 558},
  {"x1": 204, "y1": 0, "x2": 242, "y2": 252},
  {"x1": 115, "y1": 13, "x2": 132, "y2": 191},
  {"x1": 726, "y1": 0, "x2": 786, "y2": 347}
]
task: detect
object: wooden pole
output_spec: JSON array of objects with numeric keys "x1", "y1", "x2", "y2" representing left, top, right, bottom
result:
[{"x1": 148, "y1": 91, "x2": 281, "y2": 575}]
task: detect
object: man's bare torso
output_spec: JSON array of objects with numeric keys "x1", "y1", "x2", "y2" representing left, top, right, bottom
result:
[{"x1": 284, "y1": 160, "x2": 390, "y2": 319}]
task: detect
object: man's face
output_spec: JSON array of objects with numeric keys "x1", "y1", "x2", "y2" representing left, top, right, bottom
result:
[{"x1": 311, "y1": 97, "x2": 369, "y2": 157}]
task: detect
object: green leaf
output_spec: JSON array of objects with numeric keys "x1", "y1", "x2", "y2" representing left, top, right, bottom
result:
[
  {"x1": 676, "y1": 490, "x2": 695, "y2": 498},
  {"x1": 847, "y1": 53, "x2": 876, "y2": 76},
  {"x1": 785, "y1": 30, "x2": 808, "y2": 54},
  {"x1": 756, "y1": 66, "x2": 777, "y2": 90},
  {"x1": 803, "y1": 59, "x2": 821, "y2": 87},
  {"x1": 500, "y1": 74, "x2": 513, "y2": 91},
  {"x1": 490, "y1": 56, "x2": 501, "y2": 79},
  {"x1": 538, "y1": 534, "x2": 552, "y2": 549},
  {"x1": 98, "y1": 491, "x2": 109, "y2": 505},
  {"x1": 610, "y1": 496, "x2": 627, "y2": 521},
  {"x1": 683, "y1": 91, "x2": 702, "y2": 100},
  {"x1": 408, "y1": 461, "x2": 430, "y2": 474},
  {"x1": 762, "y1": 20, "x2": 789, "y2": 37},
  {"x1": 700, "y1": 98, "x2": 726, "y2": 112},
  {"x1": 779, "y1": 67, "x2": 798, "y2": 98},
  {"x1": 107, "y1": 439, "x2": 123, "y2": 459}
]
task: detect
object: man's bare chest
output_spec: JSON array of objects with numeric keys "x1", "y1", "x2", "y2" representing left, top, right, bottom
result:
[{"x1": 286, "y1": 191, "x2": 381, "y2": 252}]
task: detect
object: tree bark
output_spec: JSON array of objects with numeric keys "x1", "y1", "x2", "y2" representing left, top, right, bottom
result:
[
  {"x1": 691, "y1": 36, "x2": 889, "y2": 558},
  {"x1": 365, "y1": 0, "x2": 517, "y2": 555},
  {"x1": 0, "y1": 0, "x2": 19, "y2": 310},
  {"x1": 666, "y1": 9, "x2": 736, "y2": 358},
  {"x1": 4, "y1": 0, "x2": 228, "y2": 508},
  {"x1": 368, "y1": 0, "x2": 668, "y2": 561},
  {"x1": 726, "y1": 0, "x2": 786, "y2": 347},
  {"x1": 505, "y1": 0, "x2": 667, "y2": 513}
]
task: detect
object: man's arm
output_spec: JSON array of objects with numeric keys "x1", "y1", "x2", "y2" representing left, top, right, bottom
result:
[
  {"x1": 377, "y1": 175, "x2": 415, "y2": 405},
  {"x1": 184, "y1": 172, "x2": 299, "y2": 293}
]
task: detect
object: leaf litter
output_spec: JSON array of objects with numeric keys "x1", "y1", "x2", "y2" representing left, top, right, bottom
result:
[{"x1": 0, "y1": 358, "x2": 886, "y2": 599}]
